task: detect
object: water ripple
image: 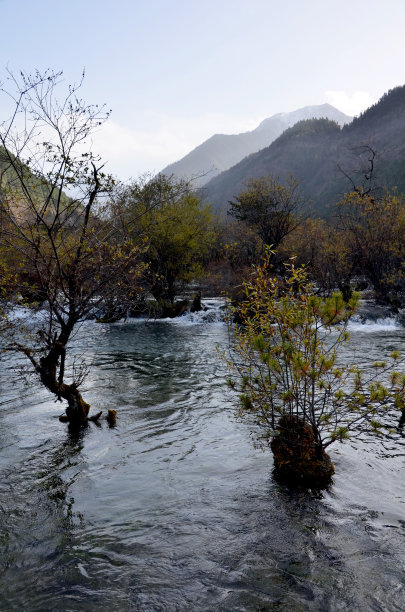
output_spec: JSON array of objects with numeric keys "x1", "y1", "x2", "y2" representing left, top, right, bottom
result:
[{"x1": 0, "y1": 314, "x2": 405, "y2": 610}]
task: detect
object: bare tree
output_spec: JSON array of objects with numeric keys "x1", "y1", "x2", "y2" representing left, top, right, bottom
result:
[
  {"x1": 0, "y1": 70, "x2": 143, "y2": 426},
  {"x1": 337, "y1": 144, "x2": 381, "y2": 199}
]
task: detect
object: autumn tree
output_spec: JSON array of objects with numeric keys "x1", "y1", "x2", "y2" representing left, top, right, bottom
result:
[
  {"x1": 0, "y1": 70, "x2": 144, "y2": 426},
  {"x1": 336, "y1": 190, "x2": 405, "y2": 307},
  {"x1": 115, "y1": 174, "x2": 216, "y2": 306},
  {"x1": 228, "y1": 175, "x2": 305, "y2": 256},
  {"x1": 226, "y1": 251, "x2": 405, "y2": 487},
  {"x1": 280, "y1": 218, "x2": 356, "y2": 301}
]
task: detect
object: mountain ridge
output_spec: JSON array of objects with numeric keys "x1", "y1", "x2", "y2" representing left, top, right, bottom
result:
[
  {"x1": 161, "y1": 104, "x2": 351, "y2": 187},
  {"x1": 200, "y1": 85, "x2": 405, "y2": 216}
]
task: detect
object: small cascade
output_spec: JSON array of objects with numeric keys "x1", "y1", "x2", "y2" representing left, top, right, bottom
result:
[
  {"x1": 348, "y1": 301, "x2": 403, "y2": 331},
  {"x1": 348, "y1": 315, "x2": 402, "y2": 332},
  {"x1": 108, "y1": 297, "x2": 227, "y2": 326},
  {"x1": 173, "y1": 297, "x2": 226, "y2": 325}
]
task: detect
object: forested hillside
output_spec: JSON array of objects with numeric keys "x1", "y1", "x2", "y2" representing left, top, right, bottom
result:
[
  {"x1": 161, "y1": 104, "x2": 350, "y2": 187},
  {"x1": 201, "y1": 86, "x2": 405, "y2": 215}
]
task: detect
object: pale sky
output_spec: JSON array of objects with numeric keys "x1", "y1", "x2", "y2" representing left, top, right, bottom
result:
[{"x1": 0, "y1": 0, "x2": 404, "y2": 180}]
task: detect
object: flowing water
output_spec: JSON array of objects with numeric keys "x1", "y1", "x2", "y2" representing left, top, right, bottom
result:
[{"x1": 0, "y1": 300, "x2": 404, "y2": 611}]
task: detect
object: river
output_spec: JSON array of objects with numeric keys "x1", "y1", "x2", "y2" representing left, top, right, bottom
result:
[{"x1": 0, "y1": 300, "x2": 404, "y2": 611}]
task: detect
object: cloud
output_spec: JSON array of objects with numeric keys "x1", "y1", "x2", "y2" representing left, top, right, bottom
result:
[
  {"x1": 90, "y1": 112, "x2": 261, "y2": 181},
  {"x1": 324, "y1": 90, "x2": 375, "y2": 117}
]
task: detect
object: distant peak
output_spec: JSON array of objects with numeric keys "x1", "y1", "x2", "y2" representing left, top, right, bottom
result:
[{"x1": 256, "y1": 104, "x2": 352, "y2": 132}]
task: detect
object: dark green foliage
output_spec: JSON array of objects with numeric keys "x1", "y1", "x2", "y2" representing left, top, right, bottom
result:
[
  {"x1": 347, "y1": 85, "x2": 405, "y2": 131},
  {"x1": 228, "y1": 175, "x2": 304, "y2": 251},
  {"x1": 275, "y1": 118, "x2": 341, "y2": 145}
]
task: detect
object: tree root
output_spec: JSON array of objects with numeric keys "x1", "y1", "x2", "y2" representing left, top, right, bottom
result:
[
  {"x1": 88, "y1": 411, "x2": 102, "y2": 422},
  {"x1": 59, "y1": 409, "x2": 104, "y2": 425}
]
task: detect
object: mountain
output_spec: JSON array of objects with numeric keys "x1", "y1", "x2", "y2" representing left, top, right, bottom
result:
[
  {"x1": 0, "y1": 146, "x2": 73, "y2": 218},
  {"x1": 200, "y1": 86, "x2": 405, "y2": 216},
  {"x1": 161, "y1": 104, "x2": 351, "y2": 187}
]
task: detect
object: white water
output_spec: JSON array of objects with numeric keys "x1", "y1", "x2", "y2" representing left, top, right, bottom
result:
[
  {"x1": 110, "y1": 297, "x2": 227, "y2": 327},
  {"x1": 348, "y1": 314, "x2": 402, "y2": 332}
]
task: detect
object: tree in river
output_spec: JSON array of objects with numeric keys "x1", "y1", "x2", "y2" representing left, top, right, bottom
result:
[
  {"x1": 226, "y1": 250, "x2": 405, "y2": 487},
  {"x1": 0, "y1": 70, "x2": 144, "y2": 426},
  {"x1": 115, "y1": 173, "x2": 216, "y2": 306},
  {"x1": 336, "y1": 190, "x2": 405, "y2": 308},
  {"x1": 228, "y1": 175, "x2": 305, "y2": 257}
]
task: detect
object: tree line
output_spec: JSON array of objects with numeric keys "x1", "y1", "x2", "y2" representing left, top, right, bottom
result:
[{"x1": 222, "y1": 168, "x2": 405, "y2": 311}]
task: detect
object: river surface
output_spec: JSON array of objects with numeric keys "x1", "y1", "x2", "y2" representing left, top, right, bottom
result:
[{"x1": 0, "y1": 301, "x2": 404, "y2": 611}]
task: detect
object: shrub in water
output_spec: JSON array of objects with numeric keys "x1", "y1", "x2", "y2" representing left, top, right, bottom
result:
[{"x1": 226, "y1": 250, "x2": 405, "y2": 488}]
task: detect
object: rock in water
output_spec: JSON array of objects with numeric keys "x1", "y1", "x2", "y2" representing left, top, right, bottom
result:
[
  {"x1": 191, "y1": 291, "x2": 202, "y2": 312},
  {"x1": 270, "y1": 415, "x2": 334, "y2": 488}
]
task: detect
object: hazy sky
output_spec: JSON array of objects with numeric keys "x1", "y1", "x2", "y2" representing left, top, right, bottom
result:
[{"x1": 1, "y1": 0, "x2": 404, "y2": 180}]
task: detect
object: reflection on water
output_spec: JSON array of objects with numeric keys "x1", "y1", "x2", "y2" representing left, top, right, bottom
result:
[{"x1": 0, "y1": 307, "x2": 405, "y2": 611}]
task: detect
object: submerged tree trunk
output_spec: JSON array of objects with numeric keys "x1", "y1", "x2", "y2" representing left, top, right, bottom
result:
[
  {"x1": 270, "y1": 415, "x2": 334, "y2": 488},
  {"x1": 65, "y1": 388, "x2": 90, "y2": 423},
  {"x1": 37, "y1": 338, "x2": 90, "y2": 426}
]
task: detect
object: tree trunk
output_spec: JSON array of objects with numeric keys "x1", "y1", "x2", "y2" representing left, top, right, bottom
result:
[
  {"x1": 65, "y1": 388, "x2": 90, "y2": 424},
  {"x1": 39, "y1": 340, "x2": 90, "y2": 426}
]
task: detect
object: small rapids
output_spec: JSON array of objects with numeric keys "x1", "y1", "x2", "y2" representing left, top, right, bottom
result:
[
  {"x1": 110, "y1": 297, "x2": 227, "y2": 326},
  {"x1": 349, "y1": 300, "x2": 405, "y2": 332},
  {"x1": 0, "y1": 299, "x2": 404, "y2": 611},
  {"x1": 348, "y1": 315, "x2": 402, "y2": 332}
]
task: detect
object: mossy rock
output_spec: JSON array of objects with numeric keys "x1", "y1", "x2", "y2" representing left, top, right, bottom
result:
[
  {"x1": 96, "y1": 310, "x2": 125, "y2": 323},
  {"x1": 271, "y1": 415, "x2": 334, "y2": 488}
]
